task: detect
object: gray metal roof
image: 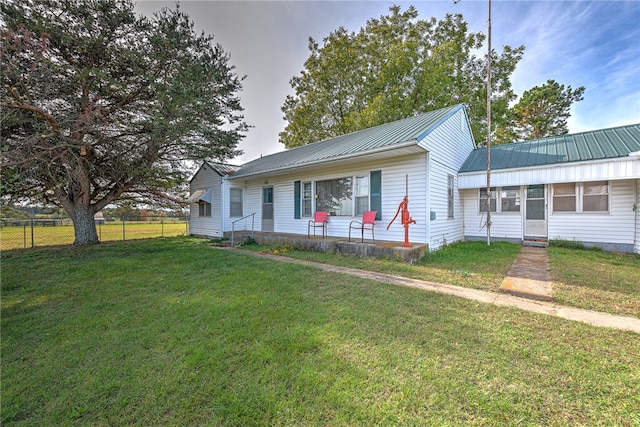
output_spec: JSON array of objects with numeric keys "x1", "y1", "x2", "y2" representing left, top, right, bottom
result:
[
  {"x1": 232, "y1": 104, "x2": 466, "y2": 178},
  {"x1": 459, "y1": 124, "x2": 640, "y2": 173}
]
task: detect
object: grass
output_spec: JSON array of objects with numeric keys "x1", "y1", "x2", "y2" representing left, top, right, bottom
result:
[
  {"x1": 0, "y1": 221, "x2": 188, "y2": 250},
  {"x1": 251, "y1": 241, "x2": 521, "y2": 292},
  {"x1": 549, "y1": 246, "x2": 640, "y2": 317},
  {"x1": 246, "y1": 240, "x2": 640, "y2": 318},
  {"x1": 2, "y1": 238, "x2": 639, "y2": 425}
]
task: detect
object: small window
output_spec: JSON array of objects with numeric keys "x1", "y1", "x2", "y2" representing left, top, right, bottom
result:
[
  {"x1": 583, "y1": 181, "x2": 608, "y2": 212},
  {"x1": 302, "y1": 182, "x2": 312, "y2": 217},
  {"x1": 198, "y1": 201, "x2": 211, "y2": 217},
  {"x1": 447, "y1": 175, "x2": 455, "y2": 218},
  {"x1": 355, "y1": 176, "x2": 369, "y2": 216},
  {"x1": 553, "y1": 183, "x2": 576, "y2": 212},
  {"x1": 230, "y1": 188, "x2": 243, "y2": 217},
  {"x1": 500, "y1": 186, "x2": 520, "y2": 212},
  {"x1": 479, "y1": 187, "x2": 497, "y2": 212}
]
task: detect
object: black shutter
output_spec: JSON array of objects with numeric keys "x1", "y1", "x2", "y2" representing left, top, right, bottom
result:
[
  {"x1": 370, "y1": 170, "x2": 381, "y2": 220},
  {"x1": 294, "y1": 181, "x2": 301, "y2": 219}
]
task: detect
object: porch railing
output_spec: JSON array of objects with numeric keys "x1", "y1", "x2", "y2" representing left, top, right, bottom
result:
[{"x1": 231, "y1": 212, "x2": 256, "y2": 247}]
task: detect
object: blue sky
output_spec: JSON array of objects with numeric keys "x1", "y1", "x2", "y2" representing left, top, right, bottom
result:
[{"x1": 135, "y1": 1, "x2": 640, "y2": 164}]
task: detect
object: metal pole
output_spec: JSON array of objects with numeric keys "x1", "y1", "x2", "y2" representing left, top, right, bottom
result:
[{"x1": 486, "y1": 0, "x2": 492, "y2": 246}]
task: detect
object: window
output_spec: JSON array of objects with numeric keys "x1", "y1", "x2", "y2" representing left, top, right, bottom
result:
[
  {"x1": 552, "y1": 181, "x2": 609, "y2": 213},
  {"x1": 553, "y1": 183, "x2": 576, "y2": 212},
  {"x1": 583, "y1": 181, "x2": 608, "y2": 212},
  {"x1": 230, "y1": 188, "x2": 243, "y2": 217},
  {"x1": 302, "y1": 182, "x2": 312, "y2": 217},
  {"x1": 198, "y1": 201, "x2": 211, "y2": 217},
  {"x1": 355, "y1": 176, "x2": 369, "y2": 216},
  {"x1": 500, "y1": 186, "x2": 520, "y2": 212},
  {"x1": 447, "y1": 175, "x2": 455, "y2": 218},
  {"x1": 316, "y1": 177, "x2": 353, "y2": 216},
  {"x1": 479, "y1": 187, "x2": 497, "y2": 212}
]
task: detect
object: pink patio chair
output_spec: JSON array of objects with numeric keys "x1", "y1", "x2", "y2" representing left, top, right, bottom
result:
[
  {"x1": 308, "y1": 211, "x2": 328, "y2": 238},
  {"x1": 349, "y1": 211, "x2": 377, "y2": 242}
]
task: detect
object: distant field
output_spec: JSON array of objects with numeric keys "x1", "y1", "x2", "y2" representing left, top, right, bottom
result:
[{"x1": 0, "y1": 221, "x2": 188, "y2": 250}]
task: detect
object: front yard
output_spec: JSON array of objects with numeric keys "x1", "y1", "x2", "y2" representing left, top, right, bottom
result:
[{"x1": 2, "y1": 238, "x2": 639, "y2": 425}]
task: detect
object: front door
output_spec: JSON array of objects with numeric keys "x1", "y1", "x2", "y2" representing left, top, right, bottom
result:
[
  {"x1": 524, "y1": 184, "x2": 547, "y2": 239},
  {"x1": 262, "y1": 187, "x2": 274, "y2": 232}
]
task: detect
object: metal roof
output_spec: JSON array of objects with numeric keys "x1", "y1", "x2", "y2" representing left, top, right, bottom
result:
[
  {"x1": 459, "y1": 124, "x2": 640, "y2": 173},
  {"x1": 231, "y1": 104, "x2": 466, "y2": 179}
]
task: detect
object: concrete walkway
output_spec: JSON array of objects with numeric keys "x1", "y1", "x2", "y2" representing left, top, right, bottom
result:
[
  {"x1": 216, "y1": 247, "x2": 640, "y2": 334},
  {"x1": 500, "y1": 246, "x2": 553, "y2": 301}
]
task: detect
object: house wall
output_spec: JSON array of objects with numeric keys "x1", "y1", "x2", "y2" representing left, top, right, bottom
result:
[
  {"x1": 461, "y1": 179, "x2": 638, "y2": 252},
  {"x1": 548, "y1": 179, "x2": 636, "y2": 252},
  {"x1": 421, "y1": 108, "x2": 475, "y2": 249},
  {"x1": 189, "y1": 167, "x2": 223, "y2": 238},
  {"x1": 461, "y1": 188, "x2": 523, "y2": 243},
  {"x1": 234, "y1": 154, "x2": 430, "y2": 243}
]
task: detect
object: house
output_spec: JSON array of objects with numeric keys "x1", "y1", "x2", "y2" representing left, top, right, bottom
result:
[
  {"x1": 188, "y1": 162, "x2": 239, "y2": 238},
  {"x1": 458, "y1": 124, "x2": 640, "y2": 253},
  {"x1": 189, "y1": 104, "x2": 475, "y2": 250},
  {"x1": 188, "y1": 105, "x2": 640, "y2": 254}
]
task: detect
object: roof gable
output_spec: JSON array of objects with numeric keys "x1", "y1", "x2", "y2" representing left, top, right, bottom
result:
[
  {"x1": 459, "y1": 124, "x2": 640, "y2": 173},
  {"x1": 190, "y1": 161, "x2": 239, "y2": 182},
  {"x1": 232, "y1": 104, "x2": 466, "y2": 179}
]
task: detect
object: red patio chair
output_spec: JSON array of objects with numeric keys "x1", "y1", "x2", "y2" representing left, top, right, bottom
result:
[
  {"x1": 308, "y1": 211, "x2": 328, "y2": 238},
  {"x1": 349, "y1": 211, "x2": 377, "y2": 242}
]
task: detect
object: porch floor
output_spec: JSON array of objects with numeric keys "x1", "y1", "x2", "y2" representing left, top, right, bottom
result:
[{"x1": 233, "y1": 231, "x2": 428, "y2": 264}]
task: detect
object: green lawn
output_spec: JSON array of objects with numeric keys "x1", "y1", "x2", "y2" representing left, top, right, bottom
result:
[
  {"x1": 246, "y1": 240, "x2": 640, "y2": 318},
  {"x1": 2, "y1": 238, "x2": 639, "y2": 425}
]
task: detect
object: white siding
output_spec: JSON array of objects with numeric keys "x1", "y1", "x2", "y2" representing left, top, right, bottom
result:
[
  {"x1": 233, "y1": 155, "x2": 429, "y2": 242},
  {"x1": 461, "y1": 188, "x2": 523, "y2": 242},
  {"x1": 548, "y1": 179, "x2": 636, "y2": 249},
  {"x1": 420, "y1": 107, "x2": 475, "y2": 249},
  {"x1": 189, "y1": 167, "x2": 223, "y2": 238},
  {"x1": 459, "y1": 156, "x2": 640, "y2": 189}
]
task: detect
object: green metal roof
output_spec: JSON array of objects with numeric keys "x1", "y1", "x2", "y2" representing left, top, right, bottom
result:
[
  {"x1": 459, "y1": 124, "x2": 640, "y2": 173},
  {"x1": 232, "y1": 104, "x2": 466, "y2": 179}
]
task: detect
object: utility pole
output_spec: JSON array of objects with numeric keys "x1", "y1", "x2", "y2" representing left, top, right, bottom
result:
[
  {"x1": 486, "y1": 0, "x2": 492, "y2": 246},
  {"x1": 454, "y1": 0, "x2": 492, "y2": 245}
]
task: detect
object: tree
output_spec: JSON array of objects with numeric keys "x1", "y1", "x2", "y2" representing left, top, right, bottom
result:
[
  {"x1": 500, "y1": 79, "x2": 585, "y2": 142},
  {"x1": 1, "y1": 0, "x2": 248, "y2": 245},
  {"x1": 280, "y1": 6, "x2": 524, "y2": 148}
]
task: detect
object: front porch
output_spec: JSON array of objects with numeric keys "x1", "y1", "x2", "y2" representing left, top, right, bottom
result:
[{"x1": 226, "y1": 231, "x2": 428, "y2": 264}]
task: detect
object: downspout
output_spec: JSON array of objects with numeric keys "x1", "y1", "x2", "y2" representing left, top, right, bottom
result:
[
  {"x1": 425, "y1": 151, "x2": 431, "y2": 249},
  {"x1": 636, "y1": 178, "x2": 639, "y2": 254},
  {"x1": 221, "y1": 177, "x2": 226, "y2": 238}
]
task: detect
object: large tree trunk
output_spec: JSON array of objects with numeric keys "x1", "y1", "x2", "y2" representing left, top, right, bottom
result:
[{"x1": 70, "y1": 205, "x2": 100, "y2": 245}]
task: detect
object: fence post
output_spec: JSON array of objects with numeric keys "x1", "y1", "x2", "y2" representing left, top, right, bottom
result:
[{"x1": 30, "y1": 218, "x2": 35, "y2": 248}]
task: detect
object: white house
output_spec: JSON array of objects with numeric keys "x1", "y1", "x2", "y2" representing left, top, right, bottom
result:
[
  {"x1": 188, "y1": 105, "x2": 640, "y2": 254},
  {"x1": 458, "y1": 124, "x2": 640, "y2": 253},
  {"x1": 189, "y1": 104, "x2": 475, "y2": 250}
]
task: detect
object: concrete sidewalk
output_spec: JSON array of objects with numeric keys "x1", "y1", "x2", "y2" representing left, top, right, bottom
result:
[
  {"x1": 500, "y1": 246, "x2": 553, "y2": 301},
  {"x1": 218, "y1": 247, "x2": 640, "y2": 334}
]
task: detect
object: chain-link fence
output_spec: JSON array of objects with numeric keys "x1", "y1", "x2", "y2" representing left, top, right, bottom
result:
[{"x1": 1, "y1": 215, "x2": 189, "y2": 250}]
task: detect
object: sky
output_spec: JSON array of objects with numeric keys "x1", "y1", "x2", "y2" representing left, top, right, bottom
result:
[{"x1": 134, "y1": 0, "x2": 640, "y2": 165}]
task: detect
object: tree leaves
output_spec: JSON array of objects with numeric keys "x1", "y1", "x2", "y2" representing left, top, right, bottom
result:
[
  {"x1": 280, "y1": 6, "x2": 525, "y2": 148},
  {"x1": 1, "y1": 0, "x2": 248, "y2": 244}
]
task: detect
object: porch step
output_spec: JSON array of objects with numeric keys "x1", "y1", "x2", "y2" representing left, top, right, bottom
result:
[{"x1": 523, "y1": 238, "x2": 548, "y2": 248}]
